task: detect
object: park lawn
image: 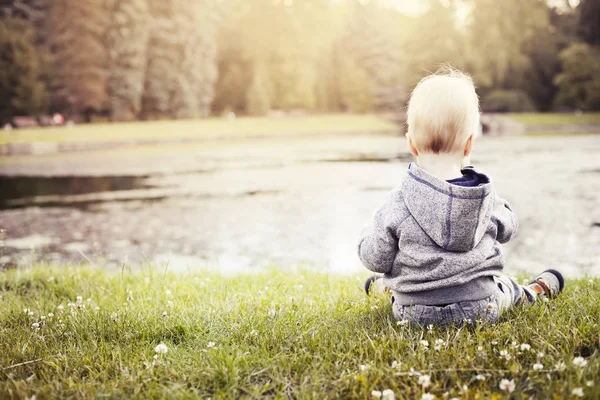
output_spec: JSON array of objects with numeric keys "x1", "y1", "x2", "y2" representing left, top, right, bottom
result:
[
  {"x1": 0, "y1": 114, "x2": 398, "y2": 146},
  {"x1": 1, "y1": 266, "x2": 598, "y2": 399},
  {"x1": 505, "y1": 112, "x2": 600, "y2": 127}
]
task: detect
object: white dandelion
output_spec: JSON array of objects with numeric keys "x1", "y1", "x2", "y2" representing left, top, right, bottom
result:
[
  {"x1": 154, "y1": 343, "x2": 168, "y2": 354},
  {"x1": 499, "y1": 379, "x2": 515, "y2": 393},
  {"x1": 520, "y1": 343, "x2": 531, "y2": 351},
  {"x1": 573, "y1": 357, "x2": 588, "y2": 367},
  {"x1": 532, "y1": 363, "x2": 543, "y2": 371},
  {"x1": 382, "y1": 389, "x2": 396, "y2": 400},
  {"x1": 571, "y1": 388, "x2": 584, "y2": 398},
  {"x1": 418, "y1": 374, "x2": 431, "y2": 388}
]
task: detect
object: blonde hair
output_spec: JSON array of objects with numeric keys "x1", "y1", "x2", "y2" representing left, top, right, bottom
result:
[{"x1": 406, "y1": 66, "x2": 480, "y2": 154}]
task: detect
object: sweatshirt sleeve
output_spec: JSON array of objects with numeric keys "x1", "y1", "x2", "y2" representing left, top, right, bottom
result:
[
  {"x1": 357, "y1": 196, "x2": 401, "y2": 274},
  {"x1": 492, "y1": 196, "x2": 519, "y2": 244}
]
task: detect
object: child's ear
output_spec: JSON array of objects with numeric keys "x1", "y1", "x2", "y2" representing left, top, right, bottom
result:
[
  {"x1": 463, "y1": 135, "x2": 474, "y2": 157},
  {"x1": 406, "y1": 133, "x2": 419, "y2": 157}
]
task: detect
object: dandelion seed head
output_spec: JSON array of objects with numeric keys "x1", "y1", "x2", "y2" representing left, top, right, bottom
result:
[
  {"x1": 154, "y1": 343, "x2": 168, "y2": 354},
  {"x1": 371, "y1": 390, "x2": 382, "y2": 399},
  {"x1": 520, "y1": 343, "x2": 531, "y2": 351},
  {"x1": 420, "y1": 340, "x2": 429, "y2": 348},
  {"x1": 537, "y1": 352, "x2": 544, "y2": 359},
  {"x1": 418, "y1": 374, "x2": 431, "y2": 388},
  {"x1": 48, "y1": 313, "x2": 54, "y2": 318},
  {"x1": 31, "y1": 322, "x2": 40, "y2": 329},
  {"x1": 477, "y1": 345, "x2": 484, "y2": 352},
  {"x1": 532, "y1": 362, "x2": 543, "y2": 371},
  {"x1": 421, "y1": 394, "x2": 434, "y2": 400}
]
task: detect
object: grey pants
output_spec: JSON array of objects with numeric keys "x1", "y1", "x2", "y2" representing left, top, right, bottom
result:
[{"x1": 392, "y1": 276, "x2": 537, "y2": 327}]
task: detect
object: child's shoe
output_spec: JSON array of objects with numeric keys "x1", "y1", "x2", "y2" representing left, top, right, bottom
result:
[
  {"x1": 364, "y1": 274, "x2": 388, "y2": 295},
  {"x1": 528, "y1": 269, "x2": 565, "y2": 298}
]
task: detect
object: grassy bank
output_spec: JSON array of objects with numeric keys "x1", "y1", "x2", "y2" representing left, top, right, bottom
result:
[
  {"x1": 1, "y1": 266, "x2": 598, "y2": 399},
  {"x1": 0, "y1": 115, "x2": 397, "y2": 146},
  {"x1": 505, "y1": 113, "x2": 600, "y2": 127}
]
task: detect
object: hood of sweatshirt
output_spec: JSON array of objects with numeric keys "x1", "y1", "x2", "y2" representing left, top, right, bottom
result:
[{"x1": 402, "y1": 162, "x2": 494, "y2": 252}]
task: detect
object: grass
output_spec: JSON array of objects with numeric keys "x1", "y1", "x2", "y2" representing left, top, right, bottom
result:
[
  {"x1": 0, "y1": 114, "x2": 398, "y2": 146},
  {"x1": 505, "y1": 113, "x2": 600, "y2": 127},
  {"x1": 1, "y1": 266, "x2": 599, "y2": 399}
]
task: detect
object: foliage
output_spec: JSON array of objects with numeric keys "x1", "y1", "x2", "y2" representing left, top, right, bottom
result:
[
  {"x1": 4, "y1": 0, "x2": 600, "y2": 118},
  {"x1": 0, "y1": 15, "x2": 50, "y2": 122},
  {"x1": 554, "y1": 43, "x2": 600, "y2": 111},
  {"x1": 0, "y1": 266, "x2": 598, "y2": 399},
  {"x1": 246, "y1": 65, "x2": 271, "y2": 116},
  {"x1": 577, "y1": 0, "x2": 600, "y2": 46},
  {"x1": 481, "y1": 90, "x2": 536, "y2": 113},
  {"x1": 106, "y1": 0, "x2": 151, "y2": 121},
  {"x1": 46, "y1": 0, "x2": 111, "y2": 118}
]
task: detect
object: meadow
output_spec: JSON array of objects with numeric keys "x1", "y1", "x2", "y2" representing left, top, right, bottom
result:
[
  {"x1": 0, "y1": 115, "x2": 398, "y2": 146},
  {"x1": 1, "y1": 266, "x2": 598, "y2": 399}
]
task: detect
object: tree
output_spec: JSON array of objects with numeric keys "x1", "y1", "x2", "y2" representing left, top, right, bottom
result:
[
  {"x1": 578, "y1": 0, "x2": 600, "y2": 46},
  {"x1": 335, "y1": 1, "x2": 406, "y2": 112},
  {"x1": 554, "y1": 43, "x2": 600, "y2": 111},
  {"x1": 141, "y1": 0, "x2": 217, "y2": 119},
  {"x1": 0, "y1": 16, "x2": 49, "y2": 122},
  {"x1": 106, "y1": 0, "x2": 151, "y2": 121},
  {"x1": 46, "y1": 0, "x2": 111, "y2": 119},
  {"x1": 246, "y1": 65, "x2": 271, "y2": 116},
  {"x1": 469, "y1": 0, "x2": 550, "y2": 92}
]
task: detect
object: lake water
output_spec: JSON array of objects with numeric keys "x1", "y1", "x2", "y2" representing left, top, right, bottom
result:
[{"x1": 1, "y1": 133, "x2": 599, "y2": 277}]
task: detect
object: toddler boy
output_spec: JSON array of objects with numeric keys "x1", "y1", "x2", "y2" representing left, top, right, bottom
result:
[{"x1": 358, "y1": 67, "x2": 563, "y2": 326}]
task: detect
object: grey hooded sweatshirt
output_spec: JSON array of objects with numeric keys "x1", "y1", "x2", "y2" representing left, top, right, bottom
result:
[{"x1": 358, "y1": 162, "x2": 518, "y2": 306}]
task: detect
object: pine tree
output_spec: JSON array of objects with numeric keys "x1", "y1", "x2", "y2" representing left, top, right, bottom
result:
[{"x1": 106, "y1": 0, "x2": 151, "y2": 121}]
